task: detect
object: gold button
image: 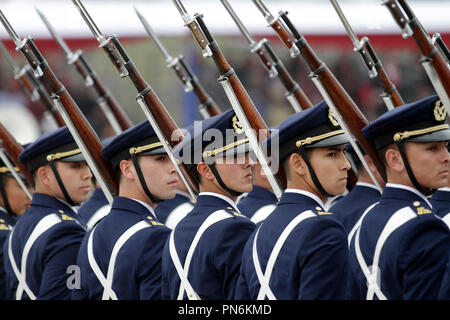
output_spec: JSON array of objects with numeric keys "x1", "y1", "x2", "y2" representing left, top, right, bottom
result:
[
  {"x1": 413, "y1": 201, "x2": 420, "y2": 207},
  {"x1": 316, "y1": 207, "x2": 322, "y2": 211}
]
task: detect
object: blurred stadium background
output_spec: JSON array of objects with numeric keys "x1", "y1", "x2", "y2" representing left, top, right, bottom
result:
[{"x1": 0, "y1": 0, "x2": 448, "y2": 143}]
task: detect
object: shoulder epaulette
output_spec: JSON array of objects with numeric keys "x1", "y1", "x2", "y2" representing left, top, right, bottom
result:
[
  {"x1": 58, "y1": 210, "x2": 75, "y2": 221},
  {"x1": 146, "y1": 215, "x2": 164, "y2": 226},
  {"x1": 412, "y1": 201, "x2": 432, "y2": 215},
  {"x1": 314, "y1": 206, "x2": 332, "y2": 216},
  {"x1": 0, "y1": 223, "x2": 10, "y2": 230},
  {"x1": 225, "y1": 207, "x2": 247, "y2": 218}
]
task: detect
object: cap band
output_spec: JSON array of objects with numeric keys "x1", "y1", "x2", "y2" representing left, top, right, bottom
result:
[
  {"x1": 46, "y1": 148, "x2": 81, "y2": 161},
  {"x1": 393, "y1": 124, "x2": 449, "y2": 142},
  {"x1": 296, "y1": 130, "x2": 345, "y2": 147}
]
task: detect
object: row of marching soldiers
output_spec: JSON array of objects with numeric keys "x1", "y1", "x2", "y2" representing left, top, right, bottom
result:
[{"x1": 0, "y1": 93, "x2": 449, "y2": 300}]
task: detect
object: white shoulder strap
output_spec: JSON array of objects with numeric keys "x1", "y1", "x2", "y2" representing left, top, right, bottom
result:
[
  {"x1": 250, "y1": 204, "x2": 276, "y2": 224},
  {"x1": 354, "y1": 207, "x2": 417, "y2": 300},
  {"x1": 8, "y1": 213, "x2": 62, "y2": 300},
  {"x1": 347, "y1": 202, "x2": 379, "y2": 247},
  {"x1": 87, "y1": 220, "x2": 151, "y2": 300},
  {"x1": 86, "y1": 204, "x2": 111, "y2": 231},
  {"x1": 253, "y1": 210, "x2": 317, "y2": 300},
  {"x1": 165, "y1": 202, "x2": 193, "y2": 230},
  {"x1": 169, "y1": 209, "x2": 233, "y2": 300},
  {"x1": 441, "y1": 212, "x2": 450, "y2": 229}
]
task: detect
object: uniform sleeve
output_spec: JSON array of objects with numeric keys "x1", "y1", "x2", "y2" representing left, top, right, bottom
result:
[
  {"x1": 213, "y1": 218, "x2": 256, "y2": 300},
  {"x1": 38, "y1": 222, "x2": 85, "y2": 300},
  {"x1": 399, "y1": 217, "x2": 450, "y2": 300},
  {"x1": 438, "y1": 248, "x2": 450, "y2": 300},
  {"x1": 137, "y1": 227, "x2": 171, "y2": 300},
  {"x1": 160, "y1": 236, "x2": 172, "y2": 300},
  {"x1": 0, "y1": 230, "x2": 10, "y2": 300},
  {"x1": 297, "y1": 217, "x2": 348, "y2": 299}
]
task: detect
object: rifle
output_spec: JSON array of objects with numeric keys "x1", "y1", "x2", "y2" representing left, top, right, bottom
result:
[
  {"x1": 251, "y1": 0, "x2": 386, "y2": 190},
  {"x1": 36, "y1": 8, "x2": 133, "y2": 134},
  {"x1": 431, "y1": 33, "x2": 450, "y2": 64},
  {"x1": 0, "y1": 40, "x2": 65, "y2": 127},
  {"x1": 0, "y1": 9, "x2": 119, "y2": 203},
  {"x1": 220, "y1": 0, "x2": 312, "y2": 113},
  {"x1": 134, "y1": 7, "x2": 221, "y2": 119},
  {"x1": 0, "y1": 121, "x2": 34, "y2": 188},
  {"x1": 330, "y1": 0, "x2": 404, "y2": 110},
  {"x1": 382, "y1": 0, "x2": 450, "y2": 114},
  {"x1": 72, "y1": 0, "x2": 198, "y2": 200},
  {"x1": 171, "y1": 0, "x2": 286, "y2": 199}
]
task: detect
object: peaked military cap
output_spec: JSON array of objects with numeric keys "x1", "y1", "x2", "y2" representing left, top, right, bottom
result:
[
  {"x1": 362, "y1": 95, "x2": 450, "y2": 149},
  {"x1": 0, "y1": 154, "x2": 20, "y2": 178},
  {"x1": 101, "y1": 120, "x2": 165, "y2": 168},
  {"x1": 264, "y1": 101, "x2": 349, "y2": 161},
  {"x1": 173, "y1": 108, "x2": 250, "y2": 164},
  {"x1": 19, "y1": 126, "x2": 85, "y2": 172}
]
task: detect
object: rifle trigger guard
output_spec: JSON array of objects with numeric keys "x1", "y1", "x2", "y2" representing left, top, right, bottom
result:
[{"x1": 217, "y1": 68, "x2": 235, "y2": 82}]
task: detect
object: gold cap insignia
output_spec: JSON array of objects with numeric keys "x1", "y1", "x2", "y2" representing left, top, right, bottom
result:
[
  {"x1": 232, "y1": 115, "x2": 244, "y2": 134},
  {"x1": 433, "y1": 100, "x2": 446, "y2": 121},
  {"x1": 328, "y1": 109, "x2": 339, "y2": 127}
]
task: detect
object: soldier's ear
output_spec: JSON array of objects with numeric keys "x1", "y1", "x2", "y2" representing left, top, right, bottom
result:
[
  {"x1": 119, "y1": 159, "x2": 135, "y2": 182},
  {"x1": 385, "y1": 148, "x2": 404, "y2": 173},
  {"x1": 290, "y1": 153, "x2": 308, "y2": 177},
  {"x1": 197, "y1": 162, "x2": 214, "y2": 181},
  {"x1": 36, "y1": 165, "x2": 53, "y2": 187}
]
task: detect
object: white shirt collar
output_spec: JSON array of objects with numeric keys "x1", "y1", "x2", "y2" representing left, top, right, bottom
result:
[
  {"x1": 0, "y1": 206, "x2": 7, "y2": 214},
  {"x1": 284, "y1": 188, "x2": 326, "y2": 209},
  {"x1": 55, "y1": 197, "x2": 80, "y2": 214},
  {"x1": 131, "y1": 198, "x2": 157, "y2": 219},
  {"x1": 385, "y1": 183, "x2": 433, "y2": 208},
  {"x1": 436, "y1": 187, "x2": 450, "y2": 192},
  {"x1": 356, "y1": 182, "x2": 382, "y2": 194},
  {"x1": 199, "y1": 192, "x2": 240, "y2": 213},
  {"x1": 175, "y1": 190, "x2": 193, "y2": 199}
]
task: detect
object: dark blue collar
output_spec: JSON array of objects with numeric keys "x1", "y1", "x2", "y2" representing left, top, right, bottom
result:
[
  {"x1": 382, "y1": 185, "x2": 432, "y2": 208},
  {"x1": 30, "y1": 192, "x2": 77, "y2": 217},
  {"x1": 91, "y1": 187, "x2": 107, "y2": 202},
  {"x1": 278, "y1": 191, "x2": 325, "y2": 209},
  {"x1": 431, "y1": 189, "x2": 450, "y2": 202},
  {"x1": 111, "y1": 196, "x2": 155, "y2": 218},
  {"x1": 195, "y1": 193, "x2": 237, "y2": 210},
  {"x1": 246, "y1": 186, "x2": 277, "y2": 201}
]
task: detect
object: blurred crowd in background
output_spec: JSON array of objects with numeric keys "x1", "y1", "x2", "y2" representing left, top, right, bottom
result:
[{"x1": 0, "y1": 33, "x2": 436, "y2": 143}]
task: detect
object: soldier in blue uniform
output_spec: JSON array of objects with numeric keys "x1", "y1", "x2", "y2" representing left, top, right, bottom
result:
[
  {"x1": 72, "y1": 121, "x2": 176, "y2": 300},
  {"x1": 161, "y1": 109, "x2": 257, "y2": 300},
  {"x1": 3, "y1": 126, "x2": 91, "y2": 300},
  {"x1": 237, "y1": 162, "x2": 278, "y2": 224},
  {"x1": 154, "y1": 177, "x2": 194, "y2": 229},
  {"x1": 0, "y1": 155, "x2": 33, "y2": 299},
  {"x1": 235, "y1": 101, "x2": 350, "y2": 300},
  {"x1": 347, "y1": 95, "x2": 450, "y2": 300},
  {"x1": 329, "y1": 142, "x2": 383, "y2": 243}
]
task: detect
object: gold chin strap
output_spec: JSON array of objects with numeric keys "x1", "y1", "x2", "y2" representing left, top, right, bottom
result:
[
  {"x1": 46, "y1": 148, "x2": 81, "y2": 161},
  {"x1": 296, "y1": 130, "x2": 345, "y2": 147},
  {"x1": 393, "y1": 124, "x2": 449, "y2": 142},
  {"x1": 129, "y1": 142, "x2": 163, "y2": 155},
  {"x1": 202, "y1": 138, "x2": 249, "y2": 158}
]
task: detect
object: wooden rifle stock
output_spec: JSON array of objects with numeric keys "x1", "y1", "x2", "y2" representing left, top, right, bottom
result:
[
  {"x1": 384, "y1": 0, "x2": 450, "y2": 103},
  {"x1": 71, "y1": 52, "x2": 133, "y2": 131},
  {"x1": 176, "y1": 57, "x2": 221, "y2": 118},
  {"x1": 277, "y1": 12, "x2": 386, "y2": 183},
  {"x1": 262, "y1": 41, "x2": 312, "y2": 110},
  {"x1": 106, "y1": 35, "x2": 199, "y2": 194},
  {"x1": 193, "y1": 13, "x2": 287, "y2": 190},
  {"x1": 0, "y1": 121, "x2": 34, "y2": 186},
  {"x1": 21, "y1": 37, "x2": 119, "y2": 195},
  {"x1": 362, "y1": 40, "x2": 405, "y2": 108}
]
